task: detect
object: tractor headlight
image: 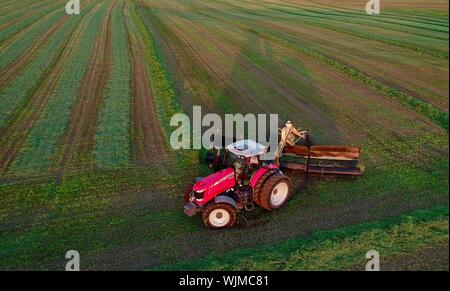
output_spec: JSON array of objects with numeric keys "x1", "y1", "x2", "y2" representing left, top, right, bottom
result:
[{"x1": 192, "y1": 190, "x2": 204, "y2": 201}]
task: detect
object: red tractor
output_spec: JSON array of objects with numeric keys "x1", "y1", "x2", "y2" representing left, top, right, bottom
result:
[{"x1": 183, "y1": 122, "x2": 362, "y2": 229}]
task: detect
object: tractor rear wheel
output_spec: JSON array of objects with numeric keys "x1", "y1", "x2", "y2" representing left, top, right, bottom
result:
[
  {"x1": 256, "y1": 173, "x2": 292, "y2": 211},
  {"x1": 252, "y1": 170, "x2": 275, "y2": 206},
  {"x1": 202, "y1": 202, "x2": 237, "y2": 229}
]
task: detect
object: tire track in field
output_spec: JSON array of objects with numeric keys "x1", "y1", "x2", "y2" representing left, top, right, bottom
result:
[
  {"x1": 55, "y1": 1, "x2": 116, "y2": 178},
  {"x1": 126, "y1": 2, "x2": 168, "y2": 165},
  {"x1": 0, "y1": 15, "x2": 69, "y2": 88},
  {"x1": 0, "y1": 3, "x2": 100, "y2": 174}
]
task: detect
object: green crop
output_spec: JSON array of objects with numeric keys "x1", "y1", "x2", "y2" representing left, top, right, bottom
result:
[
  {"x1": 0, "y1": 1, "x2": 61, "y2": 45},
  {"x1": 0, "y1": 10, "x2": 85, "y2": 128},
  {"x1": 10, "y1": 4, "x2": 108, "y2": 174},
  {"x1": 94, "y1": 1, "x2": 132, "y2": 169},
  {"x1": 156, "y1": 205, "x2": 449, "y2": 271}
]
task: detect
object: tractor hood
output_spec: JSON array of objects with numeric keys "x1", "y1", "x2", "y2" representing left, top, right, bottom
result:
[{"x1": 193, "y1": 168, "x2": 235, "y2": 193}]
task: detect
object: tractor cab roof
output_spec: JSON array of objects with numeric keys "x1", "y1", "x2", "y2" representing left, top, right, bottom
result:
[{"x1": 226, "y1": 139, "x2": 268, "y2": 158}]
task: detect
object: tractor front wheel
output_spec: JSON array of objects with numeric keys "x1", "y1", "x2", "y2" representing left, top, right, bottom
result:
[
  {"x1": 202, "y1": 202, "x2": 237, "y2": 229},
  {"x1": 257, "y1": 173, "x2": 292, "y2": 211}
]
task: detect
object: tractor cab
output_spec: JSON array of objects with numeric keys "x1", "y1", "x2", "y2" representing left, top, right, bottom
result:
[
  {"x1": 205, "y1": 139, "x2": 269, "y2": 171},
  {"x1": 205, "y1": 139, "x2": 270, "y2": 185},
  {"x1": 226, "y1": 139, "x2": 268, "y2": 185}
]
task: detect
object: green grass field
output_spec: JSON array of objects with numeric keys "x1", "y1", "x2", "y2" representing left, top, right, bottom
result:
[{"x1": 0, "y1": 0, "x2": 448, "y2": 270}]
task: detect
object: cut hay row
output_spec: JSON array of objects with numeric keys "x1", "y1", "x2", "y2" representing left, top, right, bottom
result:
[
  {"x1": 260, "y1": 0, "x2": 449, "y2": 35},
  {"x1": 229, "y1": 14, "x2": 449, "y2": 110},
  {"x1": 258, "y1": 30, "x2": 449, "y2": 129},
  {"x1": 0, "y1": 0, "x2": 63, "y2": 46},
  {"x1": 133, "y1": 1, "x2": 186, "y2": 137},
  {"x1": 125, "y1": 0, "x2": 168, "y2": 165},
  {"x1": 139, "y1": 0, "x2": 447, "y2": 166},
  {"x1": 209, "y1": 1, "x2": 448, "y2": 105},
  {"x1": 93, "y1": 0, "x2": 132, "y2": 169},
  {"x1": 0, "y1": 0, "x2": 54, "y2": 26},
  {"x1": 214, "y1": 0, "x2": 448, "y2": 59},
  {"x1": 0, "y1": 4, "x2": 65, "y2": 56},
  {"x1": 267, "y1": 6, "x2": 448, "y2": 40},
  {"x1": 249, "y1": 2, "x2": 449, "y2": 59},
  {"x1": 137, "y1": 2, "x2": 238, "y2": 115},
  {"x1": 291, "y1": 18, "x2": 448, "y2": 60},
  {"x1": 184, "y1": 2, "x2": 448, "y2": 129},
  {"x1": 0, "y1": 0, "x2": 42, "y2": 19},
  {"x1": 140, "y1": 0, "x2": 334, "y2": 141},
  {"x1": 0, "y1": 1, "x2": 97, "y2": 129},
  {"x1": 140, "y1": 0, "x2": 441, "y2": 147},
  {"x1": 0, "y1": 2, "x2": 98, "y2": 174},
  {"x1": 209, "y1": 3, "x2": 448, "y2": 68},
  {"x1": 7, "y1": 3, "x2": 108, "y2": 174},
  {"x1": 301, "y1": 7, "x2": 448, "y2": 33},
  {"x1": 55, "y1": 0, "x2": 116, "y2": 177},
  {"x1": 132, "y1": 0, "x2": 200, "y2": 175},
  {"x1": 0, "y1": 0, "x2": 19, "y2": 10},
  {"x1": 274, "y1": 0, "x2": 449, "y2": 25},
  {"x1": 302, "y1": 4, "x2": 449, "y2": 27},
  {"x1": 0, "y1": 15, "x2": 69, "y2": 88},
  {"x1": 284, "y1": 7, "x2": 449, "y2": 40}
]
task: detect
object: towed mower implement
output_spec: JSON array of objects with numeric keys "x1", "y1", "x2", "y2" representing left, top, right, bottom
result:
[{"x1": 281, "y1": 145, "x2": 361, "y2": 176}]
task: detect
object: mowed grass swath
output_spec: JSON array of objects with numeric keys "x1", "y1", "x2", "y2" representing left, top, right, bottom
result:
[
  {"x1": 0, "y1": 0, "x2": 448, "y2": 270},
  {"x1": 0, "y1": 4, "x2": 93, "y2": 127},
  {"x1": 9, "y1": 1, "x2": 107, "y2": 174},
  {"x1": 94, "y1": 0, "x2": 131, "y2": 169}
]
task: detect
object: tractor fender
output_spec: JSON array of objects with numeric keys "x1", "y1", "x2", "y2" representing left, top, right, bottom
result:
[
  {"x1": 249, "y1": 167, "x2": 277, "y2": 188},
  {"x1": 214, "y1": 195, "x2": 238, "y2": 209}
]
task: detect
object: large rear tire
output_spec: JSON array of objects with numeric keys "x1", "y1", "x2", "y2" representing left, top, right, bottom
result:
[
  {"x1": 202, "y1": 202, "x2": 237, "y2": 229},
  {"x1": 257, "y1": 174, "x2": 292, "y2": 211},
  {"x1": 252, "y1": 170, "x2": 276, "y2": 206}
]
